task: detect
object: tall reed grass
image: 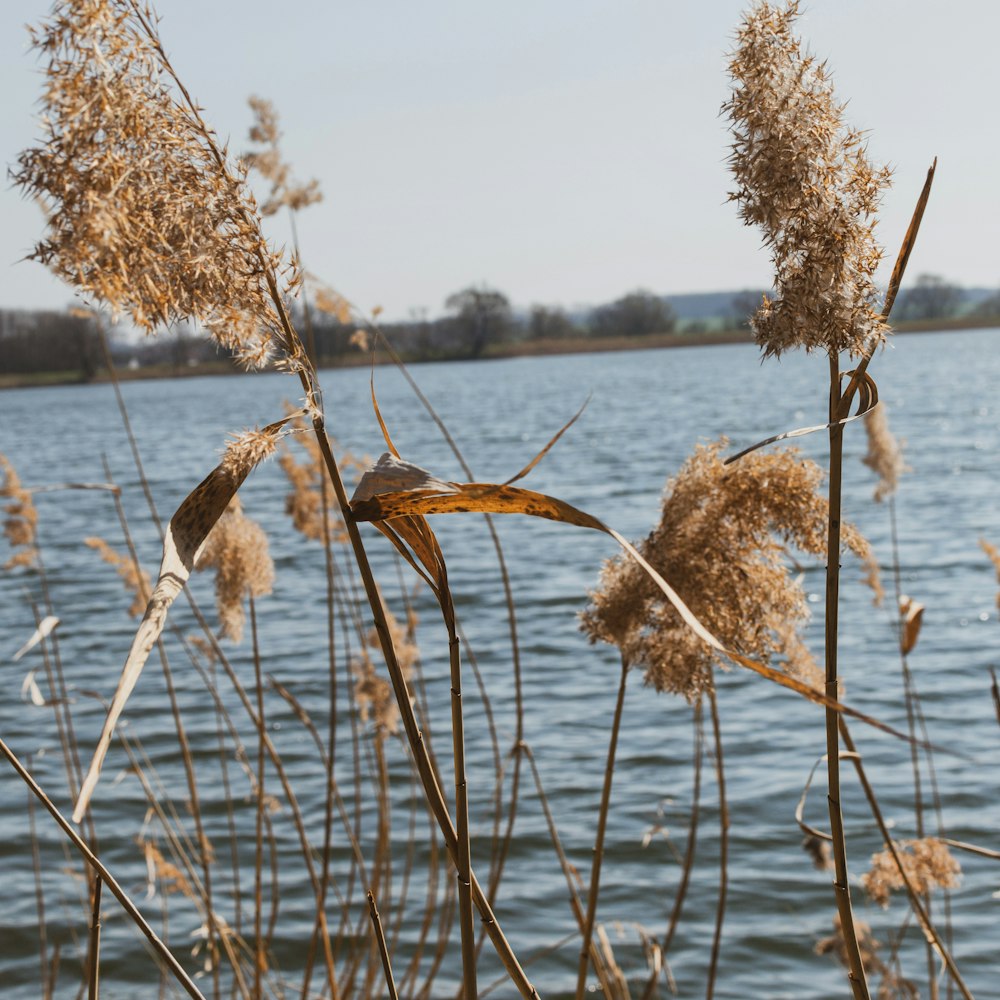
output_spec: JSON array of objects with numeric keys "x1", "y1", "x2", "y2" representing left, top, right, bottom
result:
[{"x1": 2, "y1": 1, "x2": 997, "y2": 998}]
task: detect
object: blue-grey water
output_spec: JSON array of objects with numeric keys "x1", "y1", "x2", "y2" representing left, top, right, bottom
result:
[{"x1": 1, "y1": 330, "x2": 999, "y2": 999}]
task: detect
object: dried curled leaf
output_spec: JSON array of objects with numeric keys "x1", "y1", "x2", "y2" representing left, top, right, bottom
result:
[
  {"x1": 12, "y1": 615, "x2": 60, "y2": 662},
  {"x1": 73, "y1": 417, "x2": 289, "y2": 823},
  {"x1": 899, "y1": 595, "x2": 925, "y2": 656},
  {"x1": 350, "y1": 453, "x2": 911, "y2": 743}
]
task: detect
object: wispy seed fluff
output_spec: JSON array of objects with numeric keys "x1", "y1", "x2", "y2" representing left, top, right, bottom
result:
[
  {"x1": 862, "y1": 404, "x2": 908, "y2": 502},
  {"x1": 14, "y1": 0, "x2": 301, "y2": 369},
  {"x1": 581, "y1": 440, "x2": 875, "y2": 701},
  {"x1": 725, "y1": 1, "x2": 891, "y2": 358},
  {"x1": 196, "y1": 497, "x2": 274, "y2": 643},
  {"x1": 353, "y1": 605, "x2": 419, "y2": 737},
  {"x1": 244, "y1": 96, "x2": 322, "y2": 217},
  {"x1": 85, "y1": 537, "x2": 152, "y2": 617},
  {"x1": 861, "y1": 837, "x2": 960, "y2": 909},
  {"x1": 1, "y1": 455, "x2": 39, "y2": 570}
]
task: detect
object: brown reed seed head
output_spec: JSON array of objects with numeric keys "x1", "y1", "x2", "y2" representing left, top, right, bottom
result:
[
  {"x1": 725, "y1": 1, "x2": 891, "y2": 358},
  {"x1": 861, "y1": 836, "x2": 961, "y2": 908},
  {"x1": 85, "y1": 536, "x2": 152, "y2": 617},
  {"x1": 14, "y1": 0, "x2": 302, "y2": 370},
  {"x1": 862, "y1": 404, "x2": 908, "y2": 502},
  {"x1": 581, "y1": 440, "x2": 874, "y2": 700},
  {"x1": 816, "y1": 914, "x2": 883, "y2": 976},
  {"x1": 277, "y1": 410, "x2": 366, "y2": 542},
  {"x1": 353, "y1": 606, "x2": 419, "y2": 736},
  {"x1": 1, "y1": 455, "x2": 39, "y2": 570},
  {"x1": 196, "y1": 497, "x2": 275, "y2": 643},
  {"x1": 244, "y1": 96, "x2": 322, "y2": 217}
]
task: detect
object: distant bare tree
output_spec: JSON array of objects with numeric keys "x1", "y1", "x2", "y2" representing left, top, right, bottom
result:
[
  {"x1": 444, "y1": 285, "x2": 512, "y2": 357},
  {"x1": 894, "y1": 273, "x2": 962, "y2": 321},
  {"x1": 589, "y1": 290, "x2": 676, "y2": 338},
  {"x1": 527, "y1": 305, "x2": 577, "y2": 340}
]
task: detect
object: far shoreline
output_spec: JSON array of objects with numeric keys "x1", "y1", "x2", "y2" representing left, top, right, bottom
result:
[{"x1": 1, "y1": 315, "x2": 996, "y2": 391}]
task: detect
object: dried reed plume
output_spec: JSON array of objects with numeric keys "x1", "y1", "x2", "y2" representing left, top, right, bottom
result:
[
  {"x1": 13, "y1": 0, "x2": 301, "y2": 369},
  {"x1": 861, "y1": 837, "x2": 961, "y2": 908},
  {"x1": 278, "y1": 412, "x2": 365, "y2": 542},
  {"x1": 353, "y1": 606, "x2": 419, "y2": 735},
  {"x1": 816, "y1": 917, "x2": 919, "y2": 999},
  {"x1": 1, "y1": 455, "x2": 39, "y2": 570},
  {"x1": 196, "y1": 497, "x2": 275, "y2": 643},
  {"x1": 244, "y1": 96, "x2": 322, "y2": 216},
  {"x1": 862, "y1": 405, "x2": 908, "y2": 502},
  {"x1": 581, "y1": 440, "x2": 874, "y2": 700},
  {"x1": 85, "y1": 537, "x2": 152, "y2": 617},
  {"x1": 725, "y1": 0, "x2": 891, "y2": 358}
]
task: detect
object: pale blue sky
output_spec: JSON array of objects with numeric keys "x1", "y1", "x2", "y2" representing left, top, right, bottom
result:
[{"x1": 2, "y1": 1, "x2": 996, "y2": 321}]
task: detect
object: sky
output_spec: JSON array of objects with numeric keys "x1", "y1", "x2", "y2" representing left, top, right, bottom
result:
[{"x1": 1, "y1": 0, "x2": 997, "y2": 322}]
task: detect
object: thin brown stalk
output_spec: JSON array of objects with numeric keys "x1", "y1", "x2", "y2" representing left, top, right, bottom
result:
[
  {"x1": 367, "y1": 891, "x2": 400, "y2": 1000},
  {"x1": 575, "y1": 655, "x2": 629, "y2": 1000},
  {"x1": 886, "y1": 496, "x2": 939, "y2": 999},
  {"x1": 27, "y1": 756, "x2": 52, "y2": 1000},
  {"x1": 251, "y1": 595, "x2": 266, "y2": 997},
  {"x1": 640, "y1": 701, "x2": 704, "y2": 1000},
  {"x1": 839, "y1": 721, "x2": 974, "y2": 1000},
  {"x1": 87, "y1": 877, "x2": 103, "y2": 1000},
  {"x1": 663, "y1": 699, "x2": 703, "y2": 957},
  {"x1": 374, "y1": 329, "x2": 528, "y2": 913},
  {"x1": 523, "y1": 745, "x2": 618, "y2": 999},
  {"x1": 825, "y1": 353, "x2": 871, "y2": 1000},
  {"x1": 705, "y1": 690, "x2": 728, "y2": 1000},
  {"x1": 300, "y1": 468, "x2": 342, "y2": 1000},
  {"x1": 0, "y1": 735, "x2": 208, "y2": 1000},
  {"x1": 304, "y1": 413, "x2": 538, "y2": 998},
  {"x1": 445, "y1": 616, "x2": 478, "y2": 999},
  {"x1": 155, "y1": 641, "x2": 221, "y2": 997},
  {"x1": 398, "y1": 796, "x2": 445, "y2": 997}
]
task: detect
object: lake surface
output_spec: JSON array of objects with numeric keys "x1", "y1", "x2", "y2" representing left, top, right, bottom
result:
[{"x1": 2, "y1": 330, "x2": 999, "y2": 999}]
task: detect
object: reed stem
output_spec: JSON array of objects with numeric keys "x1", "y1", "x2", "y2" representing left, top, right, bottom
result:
[
  {"x1": 87, "y1": 877, "x2": 102, "y2": 1000},
  {"x1": 575, "y1": 655, "x2": 629, "y2": 1000},
  {"x1": 0, "y1": 736, "x2": 208, "y2": 1000},
  {"x1": 824, "y1": 352, "x2": 870, "y2": 1000},
  {"x1": 446, "y1": 619, "x2": 478, "y2": 998},
  {"x1": 367, "y1": 891, "x2": 400, "y2": 1000},
  {"x1": 839, "y1": 721, "x2": 974, "y2": 1000},
  {"x1": 705, "y1": 690, "x2": 728, "y2": 1000}
]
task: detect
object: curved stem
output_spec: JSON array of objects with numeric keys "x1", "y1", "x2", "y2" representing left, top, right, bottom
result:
[
  {"x1": 575, "y1": 655, "x2": 629, "y2": 1000},
  {"x1": 705, "y1": 690, "x2": 728, "y2": 1000},
  {"x1": 445, "y1": 613, "x2": 478, "y2": 999}
]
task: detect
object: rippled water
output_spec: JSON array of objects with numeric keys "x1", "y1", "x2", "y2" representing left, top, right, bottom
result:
[{"x1": 2, "y1": 330, "x2": 999, "y2": 999}]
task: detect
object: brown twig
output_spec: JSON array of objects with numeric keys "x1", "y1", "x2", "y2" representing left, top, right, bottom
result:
[
  {"x1": 0, "y1": 735, "x2": 208, "y2": 1000},
  {"x1": 87, "y1": 877, "x2": 103, "y2": 1000},
  {"x1": 575, "y1": 655, "x2": 629, "y2": 1000},
  {"x1": 367, "y1": 891, "x2": 400, "y2": 1000}
]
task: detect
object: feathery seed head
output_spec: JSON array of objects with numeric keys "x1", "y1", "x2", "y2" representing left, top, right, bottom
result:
[
  {"x1": 861, "y1": 837, "x2": 960, "y2": 908},
  {"x1": 244, "y1": 96, "x2": 322, "y2": 216},
  {"x1": 725, "y1": 1, "x2": 891, "y2": 358},
  {"x1": 196, "y1": 497, "x2": 274, "y2": 643},
  {"x1": 85, "y1": 536, "x2": 152, "y2": 616},
  {"x1": 862, "y1": 404, "x2": 908, "y2": 502},
  {"x1": 14, "y1": 0, "x2": 302, "y2": 370},
  {"x1": 582, "y1": 440, "x2": 874, "y2": 700},
  {"x1": 1, "y1": 455, "x2": 39, "y2": 570}
]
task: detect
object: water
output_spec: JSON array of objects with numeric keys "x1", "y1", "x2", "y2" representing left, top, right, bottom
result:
[{"x1": 1, "y1": 329, "x2": 999, "y2": 998}]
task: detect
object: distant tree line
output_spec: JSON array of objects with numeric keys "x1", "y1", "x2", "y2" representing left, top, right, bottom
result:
[
  {"x1": 4, "y1": 274, "x2": 999, "y2": 378},
  {"x1": 301, "y1": 286, "x2": 679, "y2": 364}
]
